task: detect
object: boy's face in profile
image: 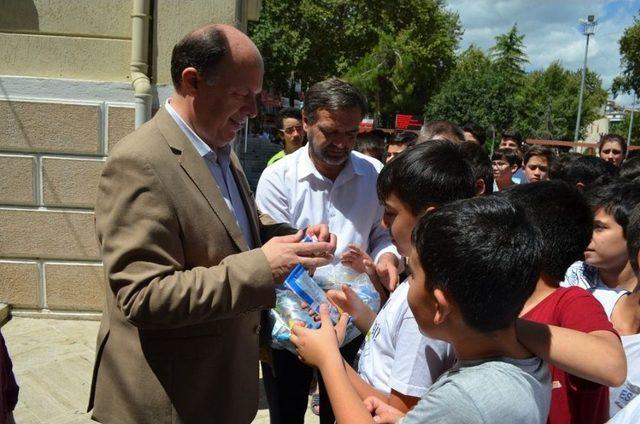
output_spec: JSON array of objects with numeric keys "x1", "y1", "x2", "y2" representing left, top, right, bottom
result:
[
  {"x1": 407, "y1": 248, "x2": 441, "y2": 339},
  {"x1": 386, "y1": 144, "x2": 407, "y2": 163},
  {"x1": 585, "y1": 208, "x2": 628, "y2": 271},
  {"x1": 381, "y1": 193, "x2": 420, "y2": 256}
]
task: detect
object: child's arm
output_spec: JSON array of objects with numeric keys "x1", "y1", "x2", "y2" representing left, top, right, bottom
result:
[
  {"x1": 343, "y1": 361, "x2": 421, "y2": 412},
  {"x1": 327, "y1": 285, "x2": 377, "y2": 334},
  {"x1": 516, "y1": 319, "x2": 627, "y2": 387},
  {"x1": 291, "y1": 305, "x2": 406, "y2": 424}
]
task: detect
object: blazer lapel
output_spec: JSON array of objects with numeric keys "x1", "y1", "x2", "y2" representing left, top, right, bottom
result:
[{"x1": 154, "y1": 108, "x2": 250, "y2": 252}]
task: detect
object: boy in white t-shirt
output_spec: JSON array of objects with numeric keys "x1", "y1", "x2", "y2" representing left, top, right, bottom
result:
[
  {"x1": 563, "y1": 180, "x2": 640, "y2": 317},
  {"x1": 607, "y1": 204, "x2": 640, "y2": 421},
  {"x1": 322, "y1": 140, "x2": 476, "y2": 413}
]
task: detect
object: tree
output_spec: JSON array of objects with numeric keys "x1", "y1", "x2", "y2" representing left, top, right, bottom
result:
[
  {"x1": 249, "y1": 0, "x2": 461, "y2": 117},
  {"x1": 612, "y1": 14, "x2": 640, "y2": 97},
  {"x1": 610, "y1": 111, "x2": 640, "y2": 146},
  {"x1": 513, "y1": 62, "x2": 608, "y2": 140},
  {"x1": 344, "y1": 1, "x2": 461, "y2": 119},
  {"x1": 424, "y1": 42, "x2": 607, "y2": 142},
  {"x1": 490, "y1": 24, "x2": 529, "y2": 85},
  {"x1": 424, "y1": 46, "x2": 515, "y2": 136}
]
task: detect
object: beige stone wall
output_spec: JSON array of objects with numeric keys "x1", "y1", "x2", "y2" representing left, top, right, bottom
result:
[
  {"x1": 0, "y1": 0, "x2": 251, "y2": 313},
  {"x1": 0, "y1": 0, "x2": 254, "y2": 84},
  {"x1": 0, "y1": 0, "x2": 132, "y2": 82},
  {"x1": 0, "y1": 98, "x2": 135, "y2": 312}
]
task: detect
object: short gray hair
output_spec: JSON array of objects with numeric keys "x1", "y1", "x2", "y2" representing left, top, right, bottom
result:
[{"x1": 303, "y1": 78, "x2": 367, "y2": 123}]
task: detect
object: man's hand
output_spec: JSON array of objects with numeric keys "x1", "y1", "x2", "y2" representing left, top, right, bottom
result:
[
  {"x1": 290, "y1": 304, "x2": 349, "y2": 368},
  {"x1": 306, "y1": 224, "x2": 337, "y2": 246},
  {"x1": 364, "y1": 396, "x2": 406, "y2": 424},
  {"x1": 262, "y1": 230, "x2": 336, "y2": 283}
]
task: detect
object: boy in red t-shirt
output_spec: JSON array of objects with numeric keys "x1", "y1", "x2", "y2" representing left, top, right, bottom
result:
[{"x1": 502, "y1": 181, "x2": 627, "y2": 424}]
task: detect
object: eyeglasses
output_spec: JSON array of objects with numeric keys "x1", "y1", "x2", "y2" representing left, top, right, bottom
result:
[{"x1": 280, "y1": 125, "x2": 304, "y2": 135}]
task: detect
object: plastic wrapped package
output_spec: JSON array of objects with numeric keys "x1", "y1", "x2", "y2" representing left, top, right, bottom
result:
[
  {"x1": 270, "y1": 264, "x2": 382, "y2": 353},
  {"x1": 313, "y1": 265, "x2": 382, "y2": 345}
]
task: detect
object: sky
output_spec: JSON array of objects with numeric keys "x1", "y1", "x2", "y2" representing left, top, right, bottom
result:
[{"x1": 446, "y1": 0, "x2": 639, "y2": 107}]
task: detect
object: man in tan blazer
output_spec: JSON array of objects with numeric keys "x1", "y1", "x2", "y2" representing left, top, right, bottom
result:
[{"x1": 88, "y1": 24, "x2": 336, "y2": 424}]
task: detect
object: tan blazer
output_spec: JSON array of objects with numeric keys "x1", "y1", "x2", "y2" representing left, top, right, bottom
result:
[{"x1": 88, "y1": 108, "x2": 292, "y2": 424}]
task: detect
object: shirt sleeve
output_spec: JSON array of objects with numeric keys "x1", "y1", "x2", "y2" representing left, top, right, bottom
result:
[
  {"x1": 389, "y1": 316, "x2": 451, "y2": 397},
  {"x1": 399, "y1": 382, "x2": 484, "y2": 424},
  {"x1": 255, "y1": 163, "x2": 290, "y2": 224},
  {"x1": 556, "y1": 288, "x2": 619, "y2": 390},
  {"x1": 556, "y1": 288, "x2": 617, "y2": 335}
]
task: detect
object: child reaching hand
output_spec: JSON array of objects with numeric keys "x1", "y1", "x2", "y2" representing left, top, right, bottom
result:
[
  {"x1": 291, "y1": 196, "x2": 551, "y2": 424},
  {"x1": 323, "y1": 141, "x2": 475, "y2": 413}
]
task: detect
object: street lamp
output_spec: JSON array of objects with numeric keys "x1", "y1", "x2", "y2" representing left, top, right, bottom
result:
[
  {"x1": 574, "y1": 15, "x2": 598, "y2": 142},
  {"x1": 628, "y1": 94, "x2": 637, "y2": 155}
]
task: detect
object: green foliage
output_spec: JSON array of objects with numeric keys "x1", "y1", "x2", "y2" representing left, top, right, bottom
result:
[
  {"x1": 513, "y1": 62, "x2": 608, "y2": 140},
  {"x1": 610, "y1": 111, "x2": 640, "y2": 146},
  {"x1": 424, "y1": 46, "x2": 515, "y2": 138},
  {"x1": 249, "y1": 0, "x2": 461, "y2": 117},
  {"x1": 490, "y1": 24, "x2": 529, "y2": 85},
  {"x1": 425, "y1": 25, "x2": 608, "y2": 141},
  {"x1": 612, "y1": 14, "x2": 640, "y2": 96}
]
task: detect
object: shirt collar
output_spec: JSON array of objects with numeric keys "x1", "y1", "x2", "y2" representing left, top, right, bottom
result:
[
  {"x1": 297, "y1": 144, "x2": 366, "y2": 183},
  {"x1": 165, "y1": 99, "x2": 231, "y2": 162}
]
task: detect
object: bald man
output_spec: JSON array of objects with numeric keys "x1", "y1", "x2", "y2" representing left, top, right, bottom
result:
[{"x1": 88, "y1": 24, "x2": 335, "y2": 424}]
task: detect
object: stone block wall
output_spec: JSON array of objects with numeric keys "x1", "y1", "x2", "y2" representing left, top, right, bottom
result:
[{"x1": 0, "y1": 98, "x2": 134, "y2": 312}]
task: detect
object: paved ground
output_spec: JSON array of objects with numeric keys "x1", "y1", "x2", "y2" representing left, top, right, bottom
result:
[{"x1": 2, "y1": 317, "x2": 317, "y2": 424}]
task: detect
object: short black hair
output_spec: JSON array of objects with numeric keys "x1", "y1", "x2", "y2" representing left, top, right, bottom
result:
[
  {"x1": 418, "y1": 121, "x2": 465, "y2": 143},
  {"x1": 500, "y1": 181, "x2": 593, "y2": 281},
  {"x1": 462, "y1": 122, "x2": 487, "y2": 145},
  {"x1": 620, "y1": 156, "x2": 640, "y2": 181},
  {"x1": 412, "y1": 196, "x2": 541, "y2": 333},
  {"x1": 548, "y1": 151, "x2": 582, "y2": 181},
  {"x1": 584, "y1": 179, "x2": 640, "y2": 238},
  {"x1": 356, "y1": 130, "x2": 387, "y2": 162},
  {"x1": 524, "y1": 145, "x2": 554, "y2": 166},
  {"x1": 171, "y1": 26, "x2": 229, "y2": 90},
  {"x1": 377, "y1": 140, "x2": 476, "y2": 214},
  {"x1": 501, "y1": 130, "x2": 524, "y2": 148},
  {"x1": 388, "y1": 131, "x2": 418, "y2": 146},
  {"x1": 553, "y1": 155, "x2": 618, "y2": 188},
  {"x1": 303, "y1": 78, "x2": 367, "y2": 124},
  {"x1": 598, "y1": 133, "x2": 627, "y2": 156},
  {"x1": 277, "y1": 107, "x2": 302, "y2": 130},
  {"x1": 459, "y1": 141, "x2": 494, "y2": 195},
  {"x1": 627, "y1": 204, "x2": 640, "y2": 273},
  {"x1": 491, "y1": 148, "x2": 519, "y2": 167}
]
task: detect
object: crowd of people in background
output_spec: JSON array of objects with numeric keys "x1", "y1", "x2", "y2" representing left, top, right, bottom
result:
[{"x1": 262, "y1": 82, "x2": 640, "y2": 423}]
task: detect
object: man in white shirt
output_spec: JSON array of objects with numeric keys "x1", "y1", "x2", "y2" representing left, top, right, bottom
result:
[{"x1": 256, "y1": 78, "x2": 399, "y2": 424}]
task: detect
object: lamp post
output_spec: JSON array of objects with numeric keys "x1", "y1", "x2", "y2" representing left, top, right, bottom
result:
[
  {"x1": 628, "y1": 94, "x2": 637, "y2": 155},
  {"x1": 574, "y1": 15, "x2": 598, "y2": 143}
]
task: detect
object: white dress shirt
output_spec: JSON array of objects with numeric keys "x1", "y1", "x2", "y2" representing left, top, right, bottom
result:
[
  {"x1": 256, "y1": 144, "x2": 397, "y2": 262},
  {"x1": 165, "y1": 100, "x2": 254, "y2": 248}
]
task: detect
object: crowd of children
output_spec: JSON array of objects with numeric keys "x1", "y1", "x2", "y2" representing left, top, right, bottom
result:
[{"x1": 283, "y1": 128, "x2": 639, "y2": 423}]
